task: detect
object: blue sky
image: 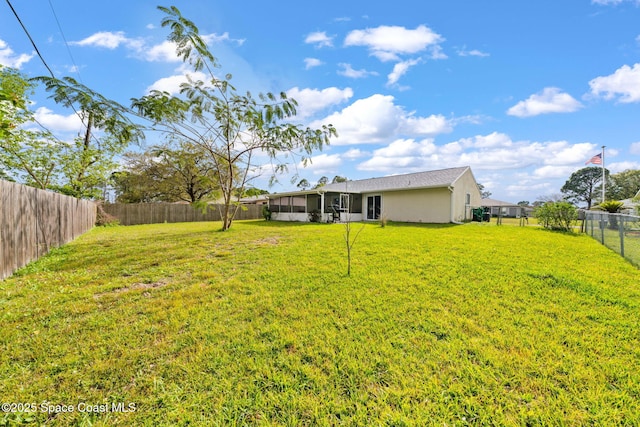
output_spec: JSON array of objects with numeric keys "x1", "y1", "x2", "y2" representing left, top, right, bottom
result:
[{"x1": 2, "y1": 0, "x2": 640, "y2": 202}]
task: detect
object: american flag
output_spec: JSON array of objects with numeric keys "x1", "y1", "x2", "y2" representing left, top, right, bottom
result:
[{"x1": 585, "y1": 153, "x2": 602, "y2": 165}]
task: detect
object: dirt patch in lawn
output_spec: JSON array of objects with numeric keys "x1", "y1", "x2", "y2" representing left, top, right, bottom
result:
[
  {"x1": 94, "y1": 280, "x2": 169, "y2": 299},
  {"x1": 254, "y1": 236, "x2": 281, "y2": 246}
]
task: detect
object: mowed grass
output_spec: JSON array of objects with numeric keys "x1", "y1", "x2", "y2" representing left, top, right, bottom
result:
[
  {"x1": 586, "y1": 225, "x2": 640, "y2": 269},
  {"x1": 1, "y1": 220, "x2": 640, "y2": 426}
]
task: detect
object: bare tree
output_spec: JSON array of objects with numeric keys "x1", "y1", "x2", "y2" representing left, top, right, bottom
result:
[
  {"x1": 131, "y1": 6, "x2": 336, "y2": 230},
  {"x1": 341, "y1": 191, "x2": 365, "y2": 276}
]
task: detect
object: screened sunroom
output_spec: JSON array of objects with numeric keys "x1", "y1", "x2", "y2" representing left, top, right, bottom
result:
[{"x1": 268, "y1": 191, "x2": 363, "y2": 222}]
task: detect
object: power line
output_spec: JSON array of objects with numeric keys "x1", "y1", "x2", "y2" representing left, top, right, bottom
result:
[
  {"x1": 4, "y1": 0, "x2": 55, "y2": 78},
  {"x1": 4, "y1": 0, "x2": 68, "y2": 144},
  {"x1": 5, "y1": 0, "x2": 100, "y2": 148},
  {"x1": 47, "y1": 0, "x2": 83, "y2": 84}
]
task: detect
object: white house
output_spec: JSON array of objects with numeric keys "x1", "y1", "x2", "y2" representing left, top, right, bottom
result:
[{"x1": 268, "y1": 166, "x2": 482, "y2": 224}]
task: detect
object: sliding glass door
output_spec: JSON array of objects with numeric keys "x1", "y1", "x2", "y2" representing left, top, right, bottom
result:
[{"x1": 366, "y1": 195, "x2": 381, "y2": 220}]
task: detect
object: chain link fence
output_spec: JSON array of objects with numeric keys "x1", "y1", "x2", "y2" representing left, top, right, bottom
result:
[{"x1": 584, "y1": 211, "x2": 640, "y2": 267}]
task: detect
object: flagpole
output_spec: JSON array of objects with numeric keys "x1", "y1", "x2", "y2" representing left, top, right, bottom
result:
[{"x1": 602, "y1": 145, "x2": 606, "y2": 203}]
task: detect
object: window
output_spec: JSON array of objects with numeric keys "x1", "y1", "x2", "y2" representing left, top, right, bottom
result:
[
  {"x1": 269, "y1": 196, "x2": 306, "y2": 213},
  {"x1": 290, "y1": 196, "x2": 306, "y2": 213}
]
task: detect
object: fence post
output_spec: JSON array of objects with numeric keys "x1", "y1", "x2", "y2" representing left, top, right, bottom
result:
[{"x1": 618, "y1": 214, "x2": 625, "y2": 258}]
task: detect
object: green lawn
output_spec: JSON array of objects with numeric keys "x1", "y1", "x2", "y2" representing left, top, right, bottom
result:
[
  {"x1": 1, "y1": 220, "x2": 639, "y2": 426},
  {"x1": 584, "y1": 223, "x2": 640, "y2": 269}
]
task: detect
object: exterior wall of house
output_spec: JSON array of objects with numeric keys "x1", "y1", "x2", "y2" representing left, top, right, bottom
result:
[
  {"x1": 271, "y1": 210, "x2": 363, "y2": 223},
  {"x1": 272, "y1": 212, "x2": 309, "y2": 222},
  {"x1": 451, "y1": 169, "x2": 483, "y2": 222},
  {"x1": 372, "y1": 188, "x2": 452, "y2": 223},
  {"x1": 339, "y1": 213, "x2": 363, "y2": 222},
  {"x1": 269, "y1": 167, "x2": 482, "y2": 224}
]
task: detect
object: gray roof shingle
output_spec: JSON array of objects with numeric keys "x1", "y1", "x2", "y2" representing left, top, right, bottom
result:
[{"x1": 321, "y1": 166, "x2": 470, "y2": 193}]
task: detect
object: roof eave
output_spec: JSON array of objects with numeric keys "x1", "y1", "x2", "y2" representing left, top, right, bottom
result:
[{"x1": 267, "y1": 189, "x2": 326, "y2": 198}]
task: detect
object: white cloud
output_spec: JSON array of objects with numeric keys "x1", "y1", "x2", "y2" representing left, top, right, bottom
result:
[
  {"x1": 33, "y1": 107, "x2": 84, "y2": 132},
  {"x1": 457, "y1": 46, "x2": 490, "y2": 57},
  {"x1": 304, "y1": 58, "x2": 323, "y2": 69},
  {"x1": 507, "y1": 87, "x2": 583, "y2": 117},
  {"x1": 458, "y1": 132, "x2": 513, "y2": 148},
  {"x1": 544, "y1": 142, "x2": 596, "y2": 165},
  {"x1": 429, "y1": 45, "x2": 448, "y2": 60},
  {"x1": 400, "y1": 113, "x2": 452, "y2": 136},
  {"x1": 451, "y1": 114, "x2": 486, "y2": 126},
  {"x1": 286, "y1": 87, "x2": 354, "y2": 118},
  {"x1": 301, "y1": 153, "x2": 343, "y2": 174},
  {"x1": 337, "y1": 63, "x2": 378, "y2": 78},
  {"x1": 505, "y1": 181, "x2": 553, "y2": 197},
  {"x1": 71, "y1": 31, "x2": 238, "y2": 63},
  {"x1": 589, "y1": 63, "x2": 640, "y2": 103},
  {"x1": 533, "y1": 165, "x2": 578, "y2": 179},
  {"x1": 71, "y1": 31, "x2": 134, "y2": 49},
  {"x1": 143, "y1": 33, "x2": 242, "y2": 63},
  {"x1": 372, "y1": 138, "x2": 437, "y2": 158},
  {"x1": 630, "y1": 141, "x2": 640, "y2": 154},
  {"x1": 456, "y1": 148, "x2": 541, "y2": 170},
  {"x1": 311, "y1": 95, "x2": 401, "y2": 145},
  {"x1": 440, "y1": 141, "x2": 463, "y2": 154},
  {"x1": 0, "y1": 39, "x2": 33, "y2": 69},
  {"x1": 387, "y1": 58, "x2": 421, "y2": 86},
  {"x1": 344, "y1": 25, "x2": 444, "y2": 62},
  {"x1": 592, "y1": 0, "x2": 640, "y2": 4},
  {"x1": 145, "y1": 71, "x2": 208, "y2": 94},
  {"x1": 311, "y1": 94, "x2": 453, "y2": 146},
  {"x1": 305, "y1": 31, "x2": 334, "y2": 48},
  {"x1": 356, "y1": 132, "x2": 599, "y2": 176},
  {"x1": 359, "y1": 140, "x2": 435, "y2": 171},
  {"x1": 608, "y1": 161, "x2": 640, "y2": 173},
  {"x1": 358, "y1": 155, "x2": 423, "y2": 171},
  {"x1": 343, "y1": 148, "x2": 367, "y2": 159},
  {"x1": 144, "y1": 40, "x2": 181, "y2": 62},
  {"x1": 202, "y1": 32, "x2": 245, "y2": 47}
]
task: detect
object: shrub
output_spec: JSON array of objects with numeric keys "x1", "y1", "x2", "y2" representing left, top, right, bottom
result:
[
  {"x1": 596, "y1": 200, "x2": 625, "y2": 229},
  {"x1": 95, "y1": 204, "x2": 120, "y2": 227},
  {"x1": 308, "y1": 209, "x2": 322, "y2": 223},
  {"x1": 597, "y1": 200, "x2": 624, "y2": 213},
  {"x1": 262, "y1": 205, "x2": 272, "y2": 221},
  {"x1": 379, "y1": 213, "x2": 388, "y2": 228},
  {"x1": 534, "y1": 201, "x2": 577, "y2": 231}
]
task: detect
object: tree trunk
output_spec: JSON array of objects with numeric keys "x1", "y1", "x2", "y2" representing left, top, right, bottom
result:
[{"x1": 221, "y1": 188, "x2": 233, "y2": 231}]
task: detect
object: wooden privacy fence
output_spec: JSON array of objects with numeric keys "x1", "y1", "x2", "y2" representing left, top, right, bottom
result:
[
  {"x1": 1, "y1": 180, "x2": 97, "y2": 280},
  {"x1": 102, "y1": 203, "x2": 263, "y2": 226}
]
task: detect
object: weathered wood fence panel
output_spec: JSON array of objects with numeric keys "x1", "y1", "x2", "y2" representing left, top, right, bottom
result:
[
  {"x1": 0, "y1": 180, "x2": 97, "y2": 280},
  {"x1": 102, "y1": 203, "x2": 262, "y2": 226}
]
